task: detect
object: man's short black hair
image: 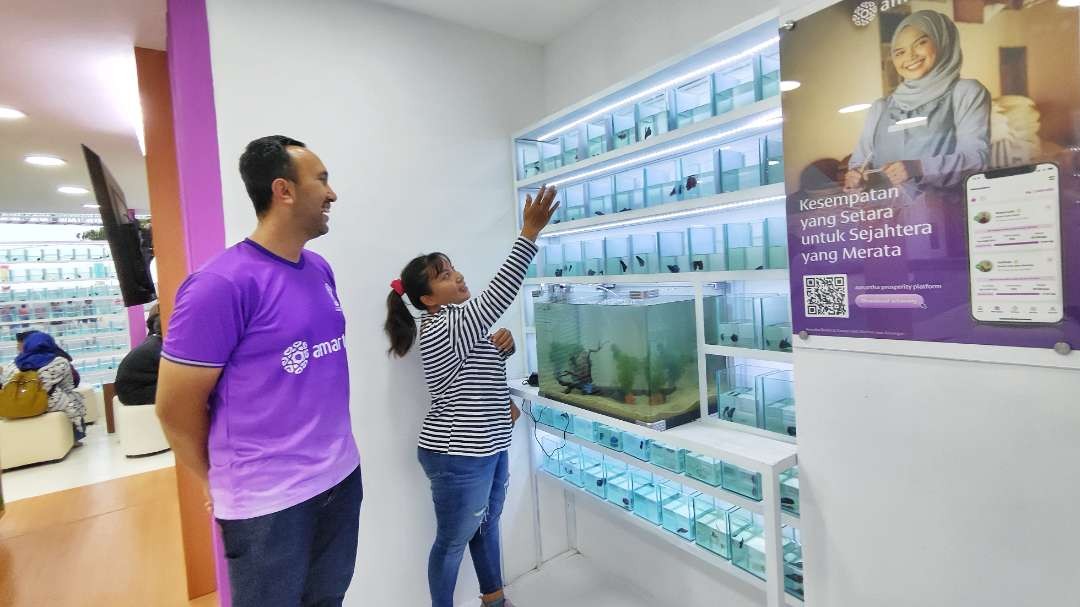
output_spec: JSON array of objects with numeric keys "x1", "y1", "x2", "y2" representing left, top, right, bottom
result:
[{"x1": 238, "y1": 135, "x2": 307, "y2": 217}]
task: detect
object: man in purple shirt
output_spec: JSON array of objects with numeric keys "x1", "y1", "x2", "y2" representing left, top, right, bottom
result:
[{"x1": 156, "y1": 135, "x2": 361, "y2": 607}]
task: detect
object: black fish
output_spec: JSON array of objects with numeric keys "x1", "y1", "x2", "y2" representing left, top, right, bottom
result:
[
  {"x1": 554, "y1": 269, "x2": 564, "y2": 277},
  {"x1": 669, "y1": 184, "x2": 683, "y2": 197},
  {"x1": 594, "y1": 211, "x2": 605, "y2": 216},
  {"x1": 587, "y1": 270, "x2": 596, "y2": 276},
  {"x1": 617, "y1": 131, "x2": 629, "y2": 140},
  {"x1": 692, "y1": 260, "x2": 705, "y2": 271},
  {"x1": 635, "y1": 255, "x2": 646, "y2": 267},
  {"x1": 619, "y1": 259, "x2": 629, "y2": 273},
  {"x1": 677, "y1": 528, "x2": 689, "y2": 534},
  {"x1": 667, "y1": 264, "x2": 680, "y2": 274},
  {"x1": 622, "y1": 498, "x2": 630, "y2": 506},
  {"x1": 787, "y1": 426, "x2": 797, "y2": 437},
  {"x1": 786, "y1": 573, "x2": 804, "y2": 584},
  {"x1": 567, "y1": 264, "x2": 573, "y2": 272},
  {"x1": 553, "y1": 219, "x2": 561, "y2": 224},
  {"x1": 609, "y1": 437, "x2": 620, "y2": 447},
  {"x1": 618, "y1": 207, "x2": 630, "y2": 213},
  {"x1": 596, "y1": 479, "x2": 605, "y2": 487},
  {"x1": 644, "y1": 126, "x2": 653, "y2": 140},
  {"x1": 755, "y1": 265, "x2": 764, "y2": 270},
  {"x1": 730, "y1": 334, "x2": 739, "y2": 343},
  {"x1": 598, "y1": 271, "x2": 604, "y2": 275},
  {"x1": 779, "y1": 339, "x2": 791, "y2": 351},
  {"x1": 686, "y1": 175, "x2": 698, "y2": 190},
  {"x1": 781, "y1": 497, "x2": 795, "y2": 505}
]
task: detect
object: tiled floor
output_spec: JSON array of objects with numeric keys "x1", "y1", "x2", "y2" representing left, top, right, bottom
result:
[
  {"x1": 2, "y1": 422, "x2": 174, "y2": 503},
  {"x1": 506, "y1": 552, "x2": 651, "y2": 607}
]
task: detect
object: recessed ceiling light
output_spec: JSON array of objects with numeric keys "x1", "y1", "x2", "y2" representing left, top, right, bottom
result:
[
  {"x1": 83, "y1": 204, "x2": 101, "y2": 209},
  {"x1": 838, "y1": 103, "x2": 872, "y2": 114},
  {"x1": 1059, "y1": 0, "x2": 1080, "y2": 7},
  {"x1": 0, "y1": 106, "x2": 26, "y2": 120},
  {"x1": 25, "y1": 155, "x2": 66, "y2": 167},
  {"x1": 58, "y1": 186, "x2": 90, "y2": 195},
  {"x1": 779, "y1": 81, "x2": 801, "y2": 92}
]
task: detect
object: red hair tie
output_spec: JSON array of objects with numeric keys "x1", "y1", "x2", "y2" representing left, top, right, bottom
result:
[{"x1": 390, "y1": 279, "x2": 405, "y2": 296}]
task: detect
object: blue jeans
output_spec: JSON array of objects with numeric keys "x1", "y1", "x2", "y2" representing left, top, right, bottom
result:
[
  {"x1": 418, "y1": 448, "x2": 509, "y2": 607},
  {"x1": 217, "y1": 465, "x2": 363, "y2": 607}
]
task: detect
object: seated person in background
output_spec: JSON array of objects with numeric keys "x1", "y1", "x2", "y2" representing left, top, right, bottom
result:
[
  {"x1": 115, "y1": 305, "x2": 162, "y2": 406},
  {"x1": 1, "y1": 331, "x2": 87, "y2": 440}
]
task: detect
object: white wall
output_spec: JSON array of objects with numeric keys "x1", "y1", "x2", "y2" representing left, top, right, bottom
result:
[
  {"x1": 203, "y1": 1, "x2": 545, "y2": 605},
  {"x1": 542, "y1": 0, "x2": 779, "y2": 114}
]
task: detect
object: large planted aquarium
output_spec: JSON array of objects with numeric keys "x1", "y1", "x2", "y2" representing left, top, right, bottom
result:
[{"x1": 535, "y1": 284, "x2": 705, "y2": 429}]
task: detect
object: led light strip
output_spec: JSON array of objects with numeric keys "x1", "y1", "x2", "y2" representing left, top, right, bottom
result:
[
  {"x1": 534, "y1": 37, "x2": 780, "y2": 143},
  {"x1": 541, "y1": 110, "x2": 783, "y2": 188},
  {"x1": 541, "y1": 194, "x2": 787, "y2": 238}
]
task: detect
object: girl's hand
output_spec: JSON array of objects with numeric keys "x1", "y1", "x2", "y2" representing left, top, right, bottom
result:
[
  {"x1": 490, "y1": 328, "x2": 515, "y2": 353},
  {"x1": 510, "y1": 401, "x2": 521, "y2": 425},
  {"x1": 521, "y1": 185, "x2": 560, "y2": 241}
]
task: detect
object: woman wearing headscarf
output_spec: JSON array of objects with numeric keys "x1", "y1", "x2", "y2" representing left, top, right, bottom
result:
[
  {"x1": 846, "y1": 10, "x2": 990, "y2": 192},
  {"x1": 1, "y1": 331, "x2": 86, "y2": 439}
]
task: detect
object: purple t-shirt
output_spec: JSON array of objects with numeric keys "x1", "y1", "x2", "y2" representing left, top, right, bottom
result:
[{"x1": 163, "y1": 239, "x2": 359, "y2": 520}]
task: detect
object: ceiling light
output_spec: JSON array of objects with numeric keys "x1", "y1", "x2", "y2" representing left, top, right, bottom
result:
[
  {"x1": 535, "y1": 37, "x2": 781, "y2": 142},
  {"x1": 83, "y1": 204, "x2": 101, "y2": 209},
  {"x1": 58, "y1": 186, "x2": 90, "y2": 195},
  {"x1": 839, "y1": 103, "x2": 872, "y2": 114},
  {"x1": 896, "y1": 116, "x2": 927, "y2": 126},
  {"x1": 25, "y1": 155, "x2": 66, "y2": 167},
  {"x1": 0, "y1": 106, "x2": 26, "y2": 119},
  {"x1": 779, "y1": 81, "x2": 801, "y2": 92},
  {"x1": 1059, "y1": 0, "x2": 1080, "y2": 7}
]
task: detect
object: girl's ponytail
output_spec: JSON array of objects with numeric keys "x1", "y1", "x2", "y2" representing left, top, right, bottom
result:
[{"x1": 383, "y1": 252, "x2": 450, "y2": 357}]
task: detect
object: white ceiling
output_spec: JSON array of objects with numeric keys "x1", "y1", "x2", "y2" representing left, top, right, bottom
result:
[
  {"x1": 0, "y1": 0, "x2": 165, "y2": 215},
  {"x1": 370, "y1": 0, "x2": 607, "y2": 44}
]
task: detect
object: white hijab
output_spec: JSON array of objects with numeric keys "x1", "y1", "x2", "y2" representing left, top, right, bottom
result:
[{"x1": 890, "y1": 11, "x2": 963, "y2": 111}]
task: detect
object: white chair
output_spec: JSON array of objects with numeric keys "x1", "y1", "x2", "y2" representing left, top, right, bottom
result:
[
  {"x1": 0, "y1": 412, "x2": 75, "y2": 470},
  {"x1": 114, "y1": 396, "x2": 170, "y2": 457},
  {"x1": 75, "y1": 386, "x2": 103, "y2": 425}
]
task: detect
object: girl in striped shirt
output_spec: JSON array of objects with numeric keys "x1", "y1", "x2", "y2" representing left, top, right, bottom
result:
[{"x1": 384, "y1": 186, "x2": 558, "y2": 607}]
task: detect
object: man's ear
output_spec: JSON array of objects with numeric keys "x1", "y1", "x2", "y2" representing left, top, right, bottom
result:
[{"x1": 270, "y1": 177, "x2": 294, "y2": 208}]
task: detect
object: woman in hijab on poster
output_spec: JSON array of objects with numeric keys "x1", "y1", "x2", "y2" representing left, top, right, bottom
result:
[{"x1": 845, "y1": 10, "x2": 991, "y2": 194}]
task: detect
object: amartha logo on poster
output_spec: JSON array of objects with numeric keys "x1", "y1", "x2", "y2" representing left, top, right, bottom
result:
[{"x1": 852, "y1": 0, "x2": 911, "y2": 27}]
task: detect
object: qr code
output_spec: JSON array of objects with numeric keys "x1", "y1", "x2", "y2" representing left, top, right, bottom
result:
[{"x1": 804, "y1": 274, "x2": 849, "y2": 318}]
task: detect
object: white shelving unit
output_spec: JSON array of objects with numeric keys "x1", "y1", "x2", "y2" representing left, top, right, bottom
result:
[{"x1": 508, "y1": 15, "x2": 802, "y2": 607}]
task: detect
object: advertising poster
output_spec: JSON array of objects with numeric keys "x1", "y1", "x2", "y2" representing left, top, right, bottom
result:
[{"x1": 780, "y1": 0, "x2": 1080, "y2": 349}]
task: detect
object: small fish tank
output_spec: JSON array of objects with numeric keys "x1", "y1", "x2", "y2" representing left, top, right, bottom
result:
[
  {"x1": 761, "y1": 295, "x2": 792, "y2": 352},
  {"x1": 535, "y1": 402, "x2": 573, "y2": 431},
  {"x1": 644, "y1": 159, "x2": 681, "y2": 207},
  {"x1": 535, "y1": 284, "x2": 703, "y2": 430},
  {"x1": 730, "y1": 509, "x2": 766, "y2": 579},
  {"x1": 636, "y1": 93, "x2": 669, "y2": 142},
  {"x1": 650, "y1": 440, "x2": 687, "y2": 473},
  {"x1": 694, "y1": 495, "x2": 738, "y2": 558},
  {"x1": 595, "y1": 422, "x2": 623, "y2": 451},
  {"x1": 563, "y1": 184, "x2": 587, "y2": 222},
  {"x1": 704, "y1": 295, "x2": 762, "y2": 348},
  {"x1": 722, "y1": 462, "x2": 762, "y2": 501},
  {"x1": 582, "y1": 449, "x2": 607, "y2": 499},
  {"x1": 543, "y1": 244, "x2": 565, "y2": 278},
  {"x1": 604, "y1": 237, "x2": 632, "y2": 276},
  {"x1": 723, "y1": 222, "x2": 766, "y2": 271},
  {"x1": 613, "y1": 105, "x2": 636, "y2": 149},
  {"x1": 588, "y1": 176, "x2": 615, "y2": 217},
  {"x1": 761, "y1": 369, "x2": 796, "y2": 437},
  {"x1": 660, "y1": 484, "x2": 697, "y2": 541},
  {"x1": 517, "y1": 141, "x2": 541, "y2": 179},
  {"x1": 541, "y1": 139, "x2": 563, "y2": 173},
  {"x1": 658, "y1": 232, "x2": 688, "y2": 274},
  {"x1": 631, "y1": 234, "x2": 659, "y2": 274},
  {"x1": 561, "y1": 443, "x2": 585, "y2": 487},
  {"x1": 622, "y1": 431, "x2": 651, "y2": 461},
  {"x1": 676, "y1": 77, "x2": 713, "y2": 128},
  {"x1": 688, "y1": 226, "x2": 722, "y2": 272},
  {"x1": 719, "y1": 136, "x2": 763, "y2": 194},
  {"x1": 760, "y1": 48, "x2": 782, "y2": 100},
  {"x1": 562, "y1": 242, "x2": 585, "y2": 278},
  {"x1": 587, "y1": 119, "x2": 609, "y2": 158},
  {"x1": 713, "y1": 58, "x2": 757, "y2": 115},
  {"x1": 783, "y1": 526, "x2": 804, "y2": 599},
  {"x1": 678, "y1": 148, "x2": 717, "y2": 200},
  {"x1": 614, "y1": 168, "x2": 646, "y2": 213},
  {"x1": 541, "y1": 435, "x2": 565, "y2": 477},
  {"x1": 562, "y1": 130, "x2": 581, "y2": 167},
  {"x1": 605, "y1": 459, "x2": 633, "y2": 511},
  {"x1": 573, "y1": 416, "x2": 599, "y2": 442},
  {"x1": 583, "y1": 240, "x2": 605, "y2": 277},
  {"x1": 764, "y1": 129, "x2": 784, "y2": 186},
  {"x1": 764, "y1": 216, "x2": 788, "y2": 270},
  {"x1": 715, "y1": 364, "x2": 772, "y2": 428},
  {"x1": 780, "y1": 466, "x2": 800, "y2": 516},
  {"x1": 631, "y1": 469, "x2": 662, "y2": 525},
  {"x1": 685, "y1": 451, "x2": 723, "y2": 486}
]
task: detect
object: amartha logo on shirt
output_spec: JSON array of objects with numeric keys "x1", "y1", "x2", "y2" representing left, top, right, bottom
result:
[
  {"x1": 281, "y1": 341, "x2": 310, "y2": 375},
  {"x1": 325, "y1": 283, "x2": 342, "y2": 312}
]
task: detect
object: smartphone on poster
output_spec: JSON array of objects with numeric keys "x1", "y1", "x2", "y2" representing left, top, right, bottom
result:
[{"x1": 964, "y1": 163, "x2": 1063, "y2": 324}]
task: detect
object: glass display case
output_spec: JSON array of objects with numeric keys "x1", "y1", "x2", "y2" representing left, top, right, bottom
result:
[
  {"x1": 605, "y1": 459, "x2": 634, "y2": 511},
  {"x1": 517, "y1": 141, "x2": 541, "y2": 179},
  {"x1": 677, "y1": 148, "x2": 717, "y2": 200},
  {"x1": 583, "y1": 240, "x2": 605, "y2": 277},
  {"x1": 541, "y1": 435, "x2": 565, "y2": 477},
  {"x1": 675, "y1": 77, "x2": 713, "y2": 127},
  {"x1": 713, "y1": 58, "x2": 757, "y2": 115},
  {"x1": 630, "y1": 234, "x2": 660, "y2": 275},
  {"x1": 588, "y1": 176, "x2": 615, "y2": 217},
  {"x1": 761, "y1": 295, "x2": 792, "y2": 352},
  {"x1": 715, "y1": 364, "x2": 772, "y2": 427},
  {"x1": 660, "y1": 483, "x2": 697, "y2": 540},
  {"x1": 595, "y1": 422, "x2": 624, "y2": 451},
  {"x1": 783, "y1": 526, "x2": 804, "y2": 599},
  {"x1": 631, "y1": 469, "x2": 662, "y2": 524},
  {"x1": 613, "y1": 105, "x2": 636, "y2": 149},
  {"x1": 649, "y1": 440, "x2": 687, "y2": 473},
  {"x1": 622, "y1": 430, "x2": 651, "y2": 461},
  {"x1": 541, "y1": 139, "x2": 563, "y2": 173},
  {"x1": 644, "y1": 159, "x2": 681, "y2": 207},
  {"x1": 582, "y1": 449, "x2": 607, "y2": 499},
  {"x1": 573, "y1": 416, "x2": 599, "y2": 442},
  {"x1": 780, "y1": 466, "x2": 800, "y2": 516},
  {"x1": 604, "y1": 237, "x2": 632, "y2": 276},
  {"x1": 764, "y1": 216, "x2": 788, "y2": 270},
  {"x1": 760, "y1": 369, "x2": 796, "y2": 437},
  {"x1": 685, "y1": 451, "x2": 724, "y2": 487},
  {"x1": 562, "y1": 130, "x2": 581, "y2": 167},
  {"x1": 688, "y1": 226, "x2": 722, "y2": 272},
  {"x1": 636, "y1": 93, "x2": 669, "y2": 143},
  {"x1": 764, "y1": 129, "x2": 784, "y2": 186},
  {"x1": 563, "y1": 184, "x2": 587, "y2": 222},
  {"x1": 704, "y1": 295, "x2": 762, "y2": 348},
  {"x1": 562, "y1": 242, "x2": 585, "y2": 278},
  {"x1": 760, "y1": 48, "x2": 782, "y2": 101},
  {"x1": 722, "y1": 221, "x2": 766, "y2": 271},
  {"x1": 658, "y1": 231, "x2": 689, "y2": 275},
  {"x1": 730, "y1": 509, "x2": 767, "y2": 579},
  {"x1": 719, "y1": 136, "x2": 763, "y2": 194},
  {"x1": 587, "y1": 119, "x2": 609, "y2": 158},
  {"x1": 693, "y1": 495, "x2": 739, "y2": 558},
  {"x1": 614, "y1": 168, "x2": 646, "y2": 213},
  {"x1": 722, "y1": 462, "x2": 762, "y2": 501},
  {"x1": 543, "y1": 244, "x2": 565, "y2": 278}
]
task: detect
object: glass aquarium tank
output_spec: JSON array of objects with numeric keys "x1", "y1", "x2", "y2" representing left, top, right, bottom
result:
[
  {"x1": 688, "y1": 226, "x2": 722, "y2": 272},
  {"x1": 541, "y1": 139, "x2": 563, "y2": 173},
  {"x1": 637, "y1": 93, "x2": 669, "y2": 142},
  {"x1": 613, "y1": 105, "x2": 636, "y2": 149},
  {"x1": 658, "y1": 231, "x2": 688, "y2": 274},
  {"x1": 543, "y1": 244, "x2": 565, "y2": 278},
  {"x1": 730, "y1": 509, "x2": 766, "y2": 579},
  {"x1": 675, "y1": 77, "x2": 713, "y2": 127},
  {"x1": 632, "y1": 469, "x2": 662, "y2": 525},
  {"x1": 562, "y1": 242, "x2": 585, "y2": 278},
  {"x1": 535, "y1": 284, "x2": 703, "y2": 430},
  {"x1": 517, "y1": 140, "x2": 541, "y2": 179},
  {"x1": 631, "y1": 234, "x2": 659, "y2": 275},
  {"x1": 762, "y1": 295, "x2": 792, "y2": 352},
  {"x1": 614, "y1": 168, "x2": 645, "y2": 213},
  {"x1": 536, "y1": 402, "x2": 573, "y2": 431},
  {"x1": 588, "y1": 176, "x2": 615, "y2": 217},
  {"x1": 649, "y1": 440, "x2": 687, "y2": 473},
  {"x1": 761, "y1": 369, "x2": 796, "y2": 437},
  {"x1": 595, "y1": 422, "x2": 623, "y2": 451},
  {"x1": 661, "y1": 484, "x2": 697, "y2": 541},
  {"x1": 719, "y1": 136, "x2": 763, "y2": 193},
  {"x1": 764, "y1": 129, "x2": 784, "y2": 185},
  {"x1": 678, "y1": 148, "x2": 717, "y2": 200},
  {"x1": 780, "y1": 466, "x2": 800, "y2": 516},
  {"x1": 722, "y1": 462, "x2": 762, "y2": 501},
  {"x1": 760, "y1": 47, "x2": 781, "y2": 100},
  {"x1": 694, "y1": 495, "x2": 739, "y2": 558},
  {"x1": 562, "y1": 129, "x2": 581, "y2": 167},
  {"x1": 563, "y1": 184, "x2": 587, "y2": 222},
  {"x1": 604, "y1": 237, "x2": 632, "y2": 276},
  {"x1": 644, "y1": 159, "x2": 681, "y2": 207},
  {"x1": 764, "y1": 216, "x2": 788, "y2": 270},
  {"x1": 582, "y1": 450, "x2": 607, "y2": 499},
  {"x1": 704, "y1": 295, "x2": 763, "y2": 348},
  {"x1": 783, "y1": 526, "x2": 804, "y2": 599},
  {"x1": 713, "y1": 58, "x2": 757, "y2": 114},
  {"x1": 573, "y1": 416, "x2": 599, "y2": 442},
  {"x1": 560, "y1": 443, "x2": 585, "y2": 487},
  {"x1": 583, "y1": 240, "x2": 605, "y2": 277},
  {"x1": 715, "y1": 364, "x2": 771, "y2": 428},
  {"x1": 622, "y1": 430, "x2": 651, "y2": 461},
  {"x1": 605, "y1": 459, "x2": 634, "y2": 511},
  {"x1": 541, "y1": 435, "x2": 564, "y2": 477},
  {"x1": 587, "y1": 119, "x2": 609, "y2": 158},
  {"x1": 685, "y1": 451, "x2": 723, "y2": 486},
  {"x1": 722, "y1": 222, "x2": 766, "y2": 271}
]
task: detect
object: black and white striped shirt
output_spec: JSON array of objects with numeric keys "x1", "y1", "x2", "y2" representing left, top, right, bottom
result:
[{"x1": 417, "y1": 237, "x2": 538, "y2": 456}]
